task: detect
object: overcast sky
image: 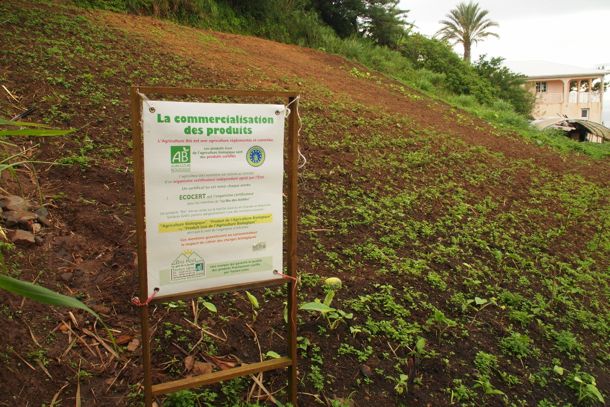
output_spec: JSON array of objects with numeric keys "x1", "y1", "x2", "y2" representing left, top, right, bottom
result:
[{"x1": 399, "y1": 0, "x2": 610, "y2": 123}]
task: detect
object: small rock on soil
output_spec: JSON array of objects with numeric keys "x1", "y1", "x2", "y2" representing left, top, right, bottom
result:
[
  {"x1": 0, "y1": 195, "x2": 29, "y2": 211},
  {"x1": 7, "y1": 229, "x2": 36, "y2": 245}
]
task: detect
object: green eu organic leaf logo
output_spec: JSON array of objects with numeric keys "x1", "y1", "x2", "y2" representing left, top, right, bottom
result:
[{"x1": 171, "y1": 146, "x2": 191, "y2": 164}]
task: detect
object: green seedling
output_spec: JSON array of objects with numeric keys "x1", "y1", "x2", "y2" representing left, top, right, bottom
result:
[
  {"x1": 393, "y1": 373, "x2": 409, "y2": 395},
  {"x1": 300, "y1": 277, "x2": 353, "y2": 330},
  {"x1": 265, "y1": 351, "x2": 281, "y2": 359},
  {"x1": 449, "y1": 379, "x2": 476, "y2": 403},
  {"x1": 473, "y1": 375, "x2": 505, "y2": 397},
  {"x1": 199, "y1": 299, "x2": 217, "y2": 313},
  {"x1": 410, "y1": 337, "x2": 426, "y2": 357},
  {"x1": 554, "y1": 365, "x2": 605, "y2": 405},
  {"x1": 245, "y1": 291, "x2": 259, "y2": 321},
  {"x1": 568, "y1": 373, "x2": 605, "y2": 404},
  {"x1": 425, "y1": 308, "x2": 457, "y2": 338},
  {"x1": 164, "y1": 389, "x2": 197, "y2": 407},
  {"x1": 300, "y1": 301, "x2": 353, "y2": 330},
  {"x1": 500, "y1": 332, "x2": 532, "y2": 359}
]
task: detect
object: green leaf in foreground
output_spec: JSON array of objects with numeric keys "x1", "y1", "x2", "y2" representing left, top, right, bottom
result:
[
  {"x1": 265, "y1": 351, "x2": 281, "y2": 359},
  {"x1": 0, "y1": 273, "x2": 99, "y2": 319},
  {"x1": 0, "y1": 129, "x2": 74, "y2": 137},
  {"x1": 201, "y1": 300, "x2": 217, "y2": 313},
  {"x1": 474, "y1": 297, "x2": 487, "y2": 305},
  {"x1": 245, "y1": 291, "x2": 259, "y2": 309},
  {"x1": 299, "y1": 302, "x2": 335, "y2": 313},
  {"x1": 0, "y1": 117, "x2": 52, "y2": 128}
]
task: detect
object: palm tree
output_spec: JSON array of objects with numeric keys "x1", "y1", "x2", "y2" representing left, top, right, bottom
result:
[{"x1": 435, "y1": 1, "x2": 498, "y2": 63}]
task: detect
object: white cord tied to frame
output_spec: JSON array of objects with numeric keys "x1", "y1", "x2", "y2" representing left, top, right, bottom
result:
[
  {"x1": 284, "y1": 96, "x2": 307, "y2": 169},
  {"x1": 137, "y1": 90, "x2": 156, "y2": 116}
]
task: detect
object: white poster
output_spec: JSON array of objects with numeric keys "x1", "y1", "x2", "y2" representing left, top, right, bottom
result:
[{"x1": 141, "y1": 100, "x2": 285, "y2": 296}]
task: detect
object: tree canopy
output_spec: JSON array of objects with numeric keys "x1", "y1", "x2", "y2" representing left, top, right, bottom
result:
[
  {"x1": 313, "y1": 0, "x2": 410, "y2": 48},
  {"x1": 435, "y1": 1, "x2": 498, "y2": 63}
]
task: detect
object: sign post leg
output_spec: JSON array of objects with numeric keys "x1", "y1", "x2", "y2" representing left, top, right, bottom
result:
[
  {"x1": 141, "y1": 306, "x2": 153, "y2": 407},
  {"x1": 287, "y1": 96, "x2": 299, "y2": 406},
  {"x1": 287, "y1": 280, "x2": 298, "y2": 406},
  {"x1": 131, "y1": 86, "x2": 154, "y2": 407}
]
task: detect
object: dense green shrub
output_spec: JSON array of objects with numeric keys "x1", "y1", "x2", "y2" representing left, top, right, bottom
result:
[
  {"x1": 473, "y1": 55, "x2": 534, "y2": 116},
  {"x1": 399, "y1": 33, "x2": 494, "y2": 103}
]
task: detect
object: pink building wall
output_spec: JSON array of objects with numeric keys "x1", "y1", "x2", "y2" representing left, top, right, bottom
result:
[
  {"x1": 546, "y1": 81, "x2": 563, "y2": 93},
  {"x1": 527, "y1": 75, "x2": 604, "y2": 123}
]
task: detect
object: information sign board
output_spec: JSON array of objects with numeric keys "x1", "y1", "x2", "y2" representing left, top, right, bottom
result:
[
  {"x1": 141, "y1": 101, "x2": 286, "y2": 296},
  {"x1": 131, "y1": 88, "x2": 299, "y2": 407}
]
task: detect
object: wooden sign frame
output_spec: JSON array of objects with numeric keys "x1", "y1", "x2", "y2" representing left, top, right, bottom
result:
[{"x1": 130, "y1": 86, "x2": 300, "y2": 406}]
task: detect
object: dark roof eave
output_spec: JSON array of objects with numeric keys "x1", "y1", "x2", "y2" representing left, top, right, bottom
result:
[{"x1": 526, "y1": 72, "x2": 609, "y2": 80}]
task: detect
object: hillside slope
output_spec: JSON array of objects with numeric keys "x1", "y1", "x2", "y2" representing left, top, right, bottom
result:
[{"x1": 1, "y1": 1, "x2": 609, "y2": 406}]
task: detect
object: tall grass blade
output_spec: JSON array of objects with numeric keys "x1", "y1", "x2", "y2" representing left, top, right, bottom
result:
[
  {"x1": 0, "y1": 129, "x2": 74, "y2": 137},
  {"x1": 0, "y1": 274, "x2": 99, "y2": 319},
  {"x1": 0, "y1": 117, "x2": 52, "y2": 128}
]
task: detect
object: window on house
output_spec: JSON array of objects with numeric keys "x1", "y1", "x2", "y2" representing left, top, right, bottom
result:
[
  {"x1": 569, "y1": 80, "x2": 578, "y2": 91},
  {"x1": 581, "y1": 108, "x2": 589, "y2": 118},
  {"x1": 580, "y1": 80, "x2": 590, "y2": 92},
  {"x1": 535, "y1": 81, "x2": 547, "y2": 93}
]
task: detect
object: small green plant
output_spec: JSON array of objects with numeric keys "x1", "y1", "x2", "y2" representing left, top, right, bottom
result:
[
  {"x1": 245, "y1": 291, "x2": 259, "y2": 321},
  {"x1": 27, "y1": 349, "x2": 49, "y2": 367},
  {"x1": 300, "y1": 301, "x2": 353, "y2": 330},
  {"x1": 194, "y1": 296, "x2": 217, "y2": 324},
  {"x1": 499, "y1": 371, "x2": 521, "y2": 386},
  {"x1": 338, "y1": 343, "x2": 373, "y2": 362},
  {"x1": 308, "y1": 364, "x2": 325, "y2": 392},
  {"x1": 554, "y1": 365, "x2": 605, "y2": 405},
  {"x1": 425, "y1": 271, "x2": 447, "y2": 290},
  {"x1": 57, "y1": 135, "x2": 94, "y2": 168},
  {"x1": 410, "y1": 337, "x2": 427, "y2": 358},
  {"x1": 449, "y1": 379, "x2": 476, "y2": 403},
  {"x1": 566, "y1": 372, "x2": 605, "y2": 405},
  {"x1": 300, "y1": 277, "x2": 353, "y2": 330},
  {"x1": 393, "y1": 373, "x2": 409, "y2": 395},
  {"x1": 163, "y1": 389, "x2": 197, "y2": 407},
  {"x1": 500, "y1": 332, "x2": 531, "y2": 358},
  {"x1": 349, "y1": 67, "x2": 372, "y2": 80},
  {"x1": 508, "y1": 309, "x2": 534, "y2": 327},
  {"x1": 473, "y1": 375, "x2": 505, "y2": 397},
  {"x1": 265, "y1": 350, "x2": 281, "y2": 359},
  {"x1": 425, "y1": 308, "x2": 457, "y2": 338},
  {"x1": 76, "y1": 369, "x2": 93, "y2": 380},
  {"x1": 474, "y1": 351, "x2": 498, "y2": 376},
  {"x1": 554, "y1": 330, "x2": 582, "y2": 356}
]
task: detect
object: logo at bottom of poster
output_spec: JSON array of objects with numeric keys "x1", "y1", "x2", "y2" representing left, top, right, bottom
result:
[{"x1": 169, "y1": 250, "x2": 205, "y2": 282}]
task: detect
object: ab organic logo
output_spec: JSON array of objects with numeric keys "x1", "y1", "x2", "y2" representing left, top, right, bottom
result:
[
  {"x1": 171, "y1": 146, "x2": 191, "y2": 164},
  {"x1": 170, "y1": 146, "x2": 191, "y2": 172}
]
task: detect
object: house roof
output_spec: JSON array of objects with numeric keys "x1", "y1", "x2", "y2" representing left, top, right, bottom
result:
[{"x1": 504, "y1": 61, "x2": 609, "y2": 79}]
